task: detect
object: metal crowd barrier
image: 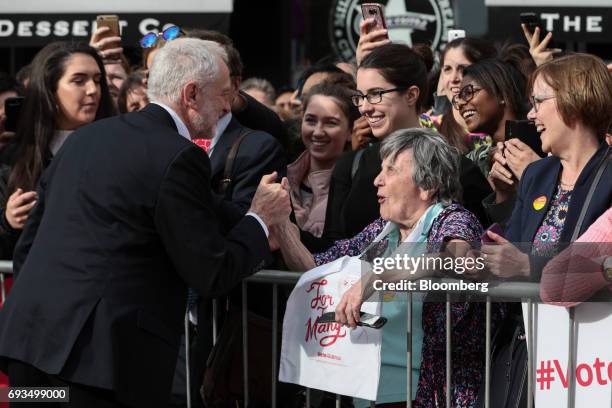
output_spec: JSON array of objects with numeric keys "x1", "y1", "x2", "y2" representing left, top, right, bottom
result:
[
  {"x1": 1, "y1": 264, "x2": 576, "y2": 408},
  {"x1": 243, "y1": 270, "x2": 545, "y2": 408}
]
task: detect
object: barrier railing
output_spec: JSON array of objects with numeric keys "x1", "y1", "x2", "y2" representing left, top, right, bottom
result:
[
  {"x1": 244, "y1": 270, "x2": 543, "y2": 408},
  {"x1": 1, "y1": 264, "x2": 561, "y2": 408}
]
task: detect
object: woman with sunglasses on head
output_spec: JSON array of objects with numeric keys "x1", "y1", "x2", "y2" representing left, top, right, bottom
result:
[
  {"x1": 481, "y1": 53, "x2": 612, "y2": 281},
  {"x1": 0, "y1": 42, "x2": 115, "y2": 259}
]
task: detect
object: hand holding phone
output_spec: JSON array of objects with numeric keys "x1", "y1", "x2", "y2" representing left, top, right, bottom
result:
[
  {"x1": 520, "y1": 13, "x2": 561, "y2": 66},
  {"x1": 91, "y1": 15, "x2": 123, "y2": 61},
  {"x1": 361, "y1": 3, "x2": 388, "y2": 33},
  {"x1": 318, "y1": 311, "x2": 387, "y2": 329},
  {"x1": 504, "y1": 120, "x2": 545, "y2": 158},
  {"x1": 356, "y1": 4, "x2": 391, "y2": 65},
  {"x1": 481, "y1": 223, "x2": 504, "y2": 244}
]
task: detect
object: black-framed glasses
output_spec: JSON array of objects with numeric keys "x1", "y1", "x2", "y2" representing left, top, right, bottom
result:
[
  {"x1": 451, "y1": 84, "x2": 483, "y2": 110},
  {"x1": 529, "y1": 95, "x2": 555, "y2": 113},
  {"x1": 351, "y1": 87, "x2": 407, "y2": 107},
  {"x1": 139, "y1": 25, "x2": 184, "y2": 48}
]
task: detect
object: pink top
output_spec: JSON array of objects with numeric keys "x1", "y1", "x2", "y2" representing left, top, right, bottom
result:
[{"x1": 540, "y1": 207, "x2": 612, "y2": 307}]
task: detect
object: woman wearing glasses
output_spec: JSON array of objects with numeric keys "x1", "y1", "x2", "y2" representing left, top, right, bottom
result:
[
  {"x1": 452, "y1": 57, "x2": 541, "y2": 177},
  {"x1": 481, "y1": 53, "x2": 612, "y2": 281},
  {"x1": 323, "y1": 43, "x2": 491, "y2": 243}
]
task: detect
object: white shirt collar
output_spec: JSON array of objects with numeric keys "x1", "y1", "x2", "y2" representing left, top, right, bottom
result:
[
  {"x1": 209, "y1": 112, "x2": 232, "y2": 155},
  {"x1": 151, "y1": 101, "x2": 191, "y2": 141}
]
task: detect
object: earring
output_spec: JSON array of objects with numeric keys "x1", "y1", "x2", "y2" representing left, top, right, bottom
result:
[{"x1": 500, "y1": 100, "x2": 505, "y2": 105}]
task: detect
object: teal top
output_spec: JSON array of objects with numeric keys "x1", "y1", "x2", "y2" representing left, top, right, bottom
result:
[{"x1": 355, "y1": 204, "x2": 445, "y2": 406}]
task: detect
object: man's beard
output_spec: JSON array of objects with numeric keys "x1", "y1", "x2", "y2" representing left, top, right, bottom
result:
[{"x1": 190, "y1": 110, "x2": 216, "y2": 139}]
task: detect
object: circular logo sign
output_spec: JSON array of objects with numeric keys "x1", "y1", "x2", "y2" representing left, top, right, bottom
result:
[{"x1": 330, "y1": 0, "x2": 455, "y2": 62}]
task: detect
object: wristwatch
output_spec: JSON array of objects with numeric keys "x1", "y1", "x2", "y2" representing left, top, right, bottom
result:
[{"x1": 604, "y1": 256, "x2": 612, "y2": 283}]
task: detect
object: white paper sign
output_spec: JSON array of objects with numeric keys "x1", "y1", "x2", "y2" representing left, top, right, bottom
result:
[{"x1": 279, "y1": 256, "x2": 382, "y2": 401}]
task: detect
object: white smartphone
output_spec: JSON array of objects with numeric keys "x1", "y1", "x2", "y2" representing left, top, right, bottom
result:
[{"x1": 448, "y1": 29, "x2": 466, "y2": 42}]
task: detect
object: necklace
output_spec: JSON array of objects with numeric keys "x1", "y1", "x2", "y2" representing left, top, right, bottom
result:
[{"x1": 559, "y1": 179, "x2": 575, "y2": 188}]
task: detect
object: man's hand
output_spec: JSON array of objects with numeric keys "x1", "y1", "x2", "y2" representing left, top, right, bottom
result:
[
  {"x1": 5, "y1": 189, "x2": 38, "y2": 230},
  {"x1": 249, "y1": 172, "x2": 291, "y2": 228},
  {"x1": 90, "y1": 26, "x2": 123, "y2": 62},
  {"x1": 503, "y1": 138, "x2": 540, "y2": 180},
  {"x1": 335, "y1": 278, "x2": 364, "y2": 328},
  {"x1": 356, "y1": 18, "x2": 391, "y2": 65},
  {"x1": 521, "y1": 25, "x2": 561, "y2": 67},
  {"x1": 351, "y1": 116, "x2": 374, "y2": 151}
]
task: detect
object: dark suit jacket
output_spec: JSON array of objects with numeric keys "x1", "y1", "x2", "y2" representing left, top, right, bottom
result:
[
  {"x1": 234, "y1": 90, "x2": 290, "y2": 151},
  {"x1": 209, "y1": 116, "x2": 286, "y2": 215},
  {"x1": 505, "y1": 143, "x2": 611, "y2": 279},
  {"x1": 0, "y1": 104, "x2": 271, "y2": 407},
  {"x1": 323, "y1": 142, "x2": 492, "y2": 240}
]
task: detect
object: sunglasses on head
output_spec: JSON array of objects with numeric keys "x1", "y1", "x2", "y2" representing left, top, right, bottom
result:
[{"x1": 139, "y1": 25, "x2": 183, "y2": 48}]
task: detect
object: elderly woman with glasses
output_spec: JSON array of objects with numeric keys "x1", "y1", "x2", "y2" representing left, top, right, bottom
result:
[
  {"x1": 273, "y1": 128, "x2": 503, "y2": 407},
  {"x1": 481, "y1": 53, "x2": 612, "y2": 281}
]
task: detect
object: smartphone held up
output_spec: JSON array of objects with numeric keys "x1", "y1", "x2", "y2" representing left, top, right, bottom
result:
[{"x1": 361, "y1": 3, "x2": 389, "y2": 38}]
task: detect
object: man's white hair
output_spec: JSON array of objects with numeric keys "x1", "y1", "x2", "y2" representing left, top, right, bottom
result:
[{"x1": 147, "y1": 38, "x2": 228, "y2": 105}]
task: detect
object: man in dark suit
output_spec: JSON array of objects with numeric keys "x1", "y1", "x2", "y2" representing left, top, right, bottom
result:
[{"x1": 0, "y1": 38, "x2": 290, "y2": 408}]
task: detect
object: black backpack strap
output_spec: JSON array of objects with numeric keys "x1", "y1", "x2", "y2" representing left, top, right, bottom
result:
[
  {"x1": 217, "y1": 129, "x2": 253, "y2": 196},
  {"x1": 570, "y1": 147, "x2": 610, "y2": 241}
]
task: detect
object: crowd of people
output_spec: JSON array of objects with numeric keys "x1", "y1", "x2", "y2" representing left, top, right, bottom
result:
[{"x1": 0, "y1": 11, "x2": 610, "y2": 408}]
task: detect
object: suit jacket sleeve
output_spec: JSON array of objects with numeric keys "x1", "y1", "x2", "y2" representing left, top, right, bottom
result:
[
  {"x1": 12, "y1": 168, "x2": 50, "y2": 277},
  {"x1": 226, "y1": 131, "x2": 287, "y2": 214},
  {"x1": 155, "y1": 144, "x2": 272, "y2": 298}
]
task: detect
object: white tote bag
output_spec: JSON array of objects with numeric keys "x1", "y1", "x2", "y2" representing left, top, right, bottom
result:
[{"x1": 279, "y1": 255, "x2": 383, "y2": 401}]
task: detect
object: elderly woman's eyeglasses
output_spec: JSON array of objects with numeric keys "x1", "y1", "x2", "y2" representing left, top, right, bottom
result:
[
  {"x1": 451, "y1": 84, "x2": 483, "y2": 110},
  {"x1": 529, "y1": 95, "x2": 555, "y2": 113},
  {"x1": 351, "y1": 87, "x2": 407, "y2": 107},
  {"x1": 139, "y1": 25, "x2": 184, "y2": 48}
]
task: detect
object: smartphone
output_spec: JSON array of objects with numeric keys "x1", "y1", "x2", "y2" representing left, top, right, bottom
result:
[
  {"x1": 361, "y1": 3, "x2": 388, "y2": 37},
  {"x1": 481, "y1": 223, "x2": 504, "y2": 244},
  {"x1": 505, "y1": 120, "x2": 546, "y2": 158},
  {"x1": 4, "y1": 96, "x2": 24, "y2": 133},
  {"x1": 95, "y1": 15, "x2": 121, "y2": 51},
  {"x1": 318, "y1": 311, "x2": 387, "y2": 329},
  {"x1": 448, "y1": 29, "x2": 466, "y2": 42}
]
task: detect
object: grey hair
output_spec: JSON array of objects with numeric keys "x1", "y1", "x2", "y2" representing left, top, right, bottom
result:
[
  {"x1": 147, "y1": 38, "x2": 228, "y2": 105},
  {"x1": 240, "y1": 77, "x2": 276, "y2": 102},
  {"x1": 380, "y1": 128, "x2": 462, "y2": 204}
]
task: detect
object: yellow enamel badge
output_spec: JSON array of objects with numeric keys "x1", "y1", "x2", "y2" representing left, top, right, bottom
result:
[{"x1": 533, "y1": 196, "x2": 547, "y2": 211}]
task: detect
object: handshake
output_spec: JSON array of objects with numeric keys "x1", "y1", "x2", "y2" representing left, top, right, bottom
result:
[{"x1": 248, "y1": 172, "x2": 292, "y2": 232}]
